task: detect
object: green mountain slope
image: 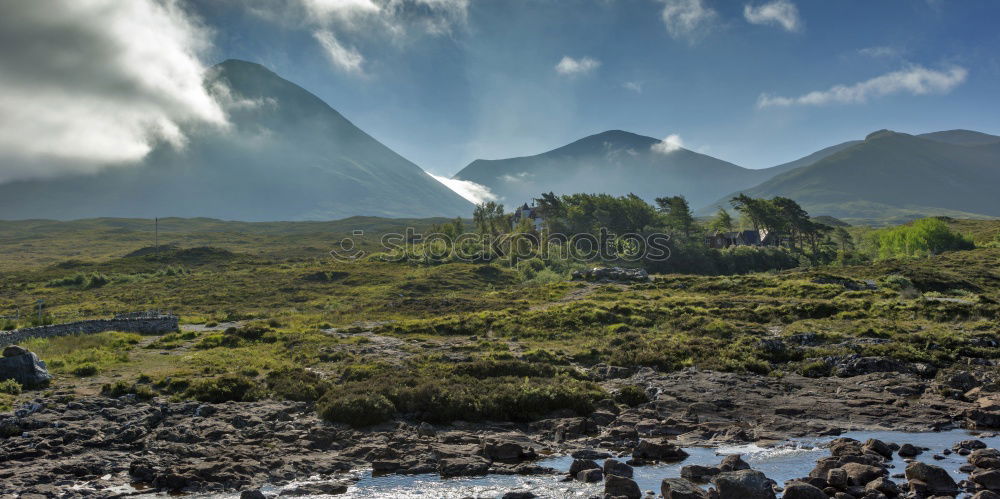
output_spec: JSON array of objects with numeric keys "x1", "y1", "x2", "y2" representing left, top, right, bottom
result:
[
  {"x1": 0, "y1": 60, "x2": 471, "y2": 221},
  {"x1": 703, "y1": 130, "x2": 1000, "y2": 224}
]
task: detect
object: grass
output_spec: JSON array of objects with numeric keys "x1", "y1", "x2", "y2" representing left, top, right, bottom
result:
[{"x1": 1, "y1": 218, "x2": 998, "y2": 427}]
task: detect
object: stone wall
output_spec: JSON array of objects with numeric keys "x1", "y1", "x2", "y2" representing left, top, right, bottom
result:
[{"x1": 0, "y1": 315, "x2": 178, "y2": 345}]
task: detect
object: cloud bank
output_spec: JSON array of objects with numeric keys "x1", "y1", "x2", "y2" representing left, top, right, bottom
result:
[
  {"x1": 428, "y1": 173, "x2": 497, "y2": 204},
  {"x1": 313, "y1": 30, "x2": 366, "y2": 75},
  {"x1": 651, "y1": 134, "x2": 685, "y2": 154},
  {"x1": 0, "y1": 0, "x2": 225, "y2": 183},
  {"x1": 743, "y1": 0, "x2": 802, "y2": 32},
  {"x1": 555, "y1": 56, "x2": 601, "y2": 76},
  {"x1": 659, "y1": 0, "x2": 718, "y2": 42},
  {"x1": 757, "y1": 65, "x2": 968, "y2": 108}
]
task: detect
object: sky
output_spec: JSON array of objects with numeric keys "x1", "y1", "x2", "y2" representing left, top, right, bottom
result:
[{"x1": 1, "y1": 0, "x2": 999, "y2": 185}]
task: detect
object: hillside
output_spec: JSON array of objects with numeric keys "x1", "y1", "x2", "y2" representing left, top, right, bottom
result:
[
  {"x1": 703, "y1": 130, "x2": 1000, "y2": 224},
  {"x1": 0, "y1": 60, "x2": 472, "y2": 221},
  {"x1": 453, "y1": 130, "x2": 795, "y2": 208}
]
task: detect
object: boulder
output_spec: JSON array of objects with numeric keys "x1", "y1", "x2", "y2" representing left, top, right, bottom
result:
[
  {"x1": 603, "y1": 459, "x2": 633, "y2": 478},
  {"x1": 278, "y1": 482, "x2": 348, "y2": 496},
  {"x1": 971, "y1": 448, "x2": 1000, "y2": 469},
  {"x1": 576, "y1": 468, "x2": 603, "y2": 482},
  {"x1": 713, "y1": 470, "x2": 776, "y2": 499},
  {"x1": 904, "y1": 462, "x2": 957, "y2": 496},
  {"x1": 839, "y1": 462, "x2": 885, "y2": 485},
  {"x1": 972, "y1": 469, "x2": 1000, "y2": 491},
  {"x1": 718, "y1": 454, "x2": 751, "y2": 472},
  {"x1": 865, "y1": 476, "x2": 900, "y2": 496},
  {"x1": 862, "y1": 439, "x2": 893, "y2": 459},
  {"x1": 437, "y1": 456, "x2": 491, "y2": 478},
  {"x1": 782, "y1": 482, "x2": 827, "y2": 499},
  {"x1": 0, "y1": 346, "x2": 51, "y2": 388},
  {"x1": 604, "y1": 474, "x2": 641, "y2": 499},
  {"x1": 972, "y1": 491, "x2": 1000, "y2": 499},
  {"x1": 633, "y1": 439, "x2": 689, "y2": 462},
  {"x1": 569, "y1": 458, "x2": 599, "y2": 476},
  {"x1": 501, "y1": 492, "x2": 536, "y2": 499},
  {"x1": 661, "y1": 478, "x2": 707, "y2": 499},
  {"x1": 482, "y1": 442, "x2": 533, "y2": 463},
  {"x1": 897, "y1": 443, "x2": 921, "y2": 457},
  {"x1": 681, "y1": 464, "x2": 720, "y2": 482},
  {"x1": 240, "y1": 491, "x2": 266, "y2": 499}
]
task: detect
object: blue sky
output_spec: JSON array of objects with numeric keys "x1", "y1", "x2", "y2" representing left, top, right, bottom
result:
[
  {"x1": 189, "y1": 0, "x2": 1000, "y2": 175},
  {"x1": 1, "y1": 0, "x2": 997, "y2": 184}
]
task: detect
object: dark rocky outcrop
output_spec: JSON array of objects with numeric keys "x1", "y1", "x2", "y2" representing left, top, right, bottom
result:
[{"x1": 0, "y1": 345, "x2": 51, "y2": 388}]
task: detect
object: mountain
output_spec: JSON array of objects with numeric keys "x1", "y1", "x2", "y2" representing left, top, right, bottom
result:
[
  {"x1": 453, "y1": 130, "x2": 797, "y2": 208},
  {"x1": 752, "y1": 139, "x2": 862, "y2": 179},
  {"x1": 0, "y1": 60, "x2": 472, "y2": 221},
  {"x1": 918, "y1": 129, "x2": 1000, "y2": 146},
  {"x1": 703, "y1": 130, "x2": 1000, "y2": 223}
]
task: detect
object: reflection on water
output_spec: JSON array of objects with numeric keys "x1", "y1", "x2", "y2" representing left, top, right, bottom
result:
[{"x1": 199, "y1": 429, "x2": 1000, "y2": 498}]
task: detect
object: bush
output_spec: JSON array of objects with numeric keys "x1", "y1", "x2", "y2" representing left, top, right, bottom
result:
[
  {"x1": 317, "y1": 392, "x2": 396, "y2": 427},
  {"x1": 614, "y1": 384, "x2": 648, "y2": 407},
  {"x1": 799, "y1": 360, "x2": 832, "y2": 378},
  {"x1": 185, "y1": 375, "x2": 260, "y2": 402},
  {"x1": 101, "y1": 380, "x2": 155, "y2": 400},
  {"x1": 72, "y1": 363, "x2": 99, "y2": 377},
  {"x1": 0, "y1": 379, "x2": 22, "y2": 395},
  {"x1": 266, "y1": 367, "x2": 331, "y2": 402},
  {"x1": 869, "y1": 218, "x2": 975, "y2": 260}
]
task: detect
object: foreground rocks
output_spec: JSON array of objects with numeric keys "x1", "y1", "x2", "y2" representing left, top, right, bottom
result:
[{"x1": 0, "y1": 345, "x2": 51, "y2": 388}]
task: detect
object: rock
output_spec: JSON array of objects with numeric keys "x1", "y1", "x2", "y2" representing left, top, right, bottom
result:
[
  {"x1": 571, "y1": 449, "x2": 611, "y2": 460},
  {"x1": 633, "y1": 439, "x2": 689, "y2": 462},
  {"x1": 0, "y1": 346, "x2": 51, "y2": 388},
  {"x1": 417, "y1": 422, "x2": 436, "y2": 437},
  {"x1": 865, "y1": 476, "x2": 900, "y2": 496},
  {"x1": 862, "y1": 438, "x2": 893, "y2": 459},
  {"x1": 839, "y1": 462, "x2": 885, "y2": 485},
  {"x1": 972, "y1": 469, "x2": 1000, "y2": 491},
  {"x1": 482, "y1": 442, "x2": 531, "y2": 463},
  {"x1": 278, "y1": 482, "x2": 348, "y2": 496},
  {"x1": 576, "y1": 467, "x2": 603, "y2": 482},
  {"x1": 718, "y1": 454, "x2": 751, "y2": 472},
  {"x1": 971, "y1": 448, "x2": 1000, "y2": 469},
  {"x1": 946, "y1": 371, "x2": 980, "y2": 392},
  {"x1": 713, "y1": 470, "x2": 776, "y2": 499},
  {"x1": 681, "y1": 464, "x2": 721, "y2": 482},
  {"x1": 661, "y1": 478, "x2": 707, "y2": 499},
  {"x1": 782, "y1": 482, "x2": 827, "y2": 499},
  {"x1": 240, "y1": 491, "x2": 266, "y2": 499},
  {"x1": 956, "y1": 439, "x2": 988, "y2": 451},
  {"x1": 904, "y1": 461, "x2": 957, "y2": 496},
  {"x1": 438, "y1": 456, "x2": 491, "y2": 478},
  {"x1": 569, "y1": 458, "x2": 599, "y2": 476},
  {"x1": 604, "y1": 474, "x2": 641, "y2": 499},
  {"x1": 827, "y1": 468, "x2": 848, "y2": 488},
  {"x1": 603, "y1": 458, "x2": 633, "y2": 478},
  {"x1": 829, "y1": 438, "x2": 864, "y2": 457},
  {"x1": 501, "y1": 492, "x2": 536, "y2": 499},
  {"x1": 897, "y1": 443, "x2": 921, "y2": 457},
  {"x1": 972, "y1": 491, "x2": 1000, "y2": 499}
]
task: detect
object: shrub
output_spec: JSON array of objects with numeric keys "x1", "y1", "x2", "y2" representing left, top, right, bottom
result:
[
  {"x1": 266, "y1": 367, "x2": 330, "y2": 402},
  {"x1": 317, "y1": 392, "x2": 396, "y2": 427},
  {"x1": 185, "y1": 375, "x2": 260, "y2": 402},
  {"x1": 0, "y1": 379, "x2": 22, "y2": 395},
  {"x1": 869, "y1": 218, "x2": 974, "y2": 260},
  {"x1": 614, "y1": 384, "x2": 648, "y2": 407},
  {"x1": 799, "y1": 360, "x2": 832, "y2": 378},
  {"x1": 72, "y1": 363, "x2": 99, "y2": 377},
  {"x1": 101, "y1": 380, "x2": 154, "y2": 400}
]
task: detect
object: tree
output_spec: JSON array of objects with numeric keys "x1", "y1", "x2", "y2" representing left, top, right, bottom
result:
[
  {"x1": 832, "y1": 227, "x2": 854, "y2": 252},
  {"x1": 709, "y1": 208, "x2": 733, "y2": 233},
  {"x1": 472, "y1": 201, "x2": 507, "y2": 237},
  {"x1": 655, "y1": 195, "x2": 695, "y2": 238}
]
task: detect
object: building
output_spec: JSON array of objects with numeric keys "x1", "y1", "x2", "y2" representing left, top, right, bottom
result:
[
  {"x1": 511, "y1": 203, "x2": 545, "y2": 232},
  {"x1": 704, "y1": 229, "x2": 776, "y2": 248}
]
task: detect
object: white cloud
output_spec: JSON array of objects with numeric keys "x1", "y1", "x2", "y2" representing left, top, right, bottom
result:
[
  {"x1": 743, "y1": 0, "x2": 802, "y2": 32},
  {"x1": 651, "y1": 134, "x2": 685, "y2": 154},
  {"x1": 555, "y1": 56, "x2": 601, "y2": 76},
  {"x1": 313, "y1": 30, "x2": 366, "y2": 75},
  {"x1": 858, "y1": 46, "x2": 899, "y2": 58},
  {"x1": 428, "y1": 173, "x2": 497, "y2": 204},
  {"x1": 757, "y1": 65, "x2": 968, "y2": 108},
  {"x1": 0, "y1": 0, "x2": 226, "y2": 183},
  {"x1": 499, "y1": 172, "x2": 532, "y2": 183},
  {"x1": 623, "y1": 81, "x2": 643, "y2": 93},
  {"x1": 659, "y1": 0, "x2": 718, "y2": 42},
  {"x1": 244, "y1": 0, "x2": 469, "y2": 71}
]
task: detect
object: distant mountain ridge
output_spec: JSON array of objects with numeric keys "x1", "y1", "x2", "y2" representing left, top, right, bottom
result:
[
  {"x1": 0, "y1": 60, "x2": 472, "y2": 221},
  {"x1": 455, "y1": 130, "x2": 785, "y2": 208},
  {"x1": 703, "y1": 129, "x2": 1000, "y2": 223}
]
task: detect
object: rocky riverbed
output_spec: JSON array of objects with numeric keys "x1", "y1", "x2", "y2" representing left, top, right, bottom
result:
[{"x1": 3, "y1": 360, "x2": 1000, "y2": 497}]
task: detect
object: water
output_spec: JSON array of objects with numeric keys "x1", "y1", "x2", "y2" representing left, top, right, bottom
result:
[{"x1": 157, "y1": 429, "x2": 1000, "y2": 497}]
